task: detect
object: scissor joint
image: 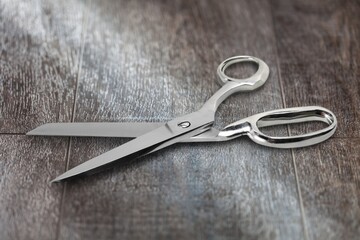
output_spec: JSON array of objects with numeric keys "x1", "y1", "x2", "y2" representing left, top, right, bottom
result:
[{"x1": 217, "y1": 121, "x2": 251, "y2": 139}]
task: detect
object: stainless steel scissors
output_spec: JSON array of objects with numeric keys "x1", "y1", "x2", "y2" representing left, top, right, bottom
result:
[{"x1": 27, "y1": 56, "x2": 337, "y2": 182}]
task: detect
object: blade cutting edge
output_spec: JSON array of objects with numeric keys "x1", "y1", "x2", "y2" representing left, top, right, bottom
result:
[
  {"x1": 50, "y1": 110, "x2": 213, "y2": 182},
  {"x1": 27, "y1": 123, "x2": 223, "y2": 142},
  {"x1": 27, "y1": 122, "x2": 164, "y2": 137},
  {"x1": 51, "y1": 125, "x2": 174, "y2": 182}
]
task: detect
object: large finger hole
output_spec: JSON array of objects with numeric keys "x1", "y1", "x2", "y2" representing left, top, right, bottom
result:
[{"x1": 255, "y1": 108, "x2": 335, "y2": 138}]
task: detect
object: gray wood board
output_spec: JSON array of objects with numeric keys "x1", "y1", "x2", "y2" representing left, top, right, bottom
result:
[
  {"x1": 0, "y1": 0, "x2": 85, "y2": 133},
  {"x1": 0, "y1": 135, "x2": 67, "y2": 239},
  {"x1": 1, "y1": 0, "x2": 359, "y2": 239},
  {"x1": 0, "y1": 0, "x2": 84, "y2": 239},
  {"x1": 271, "y1": 0, "x2": 360, "y2": 239}
]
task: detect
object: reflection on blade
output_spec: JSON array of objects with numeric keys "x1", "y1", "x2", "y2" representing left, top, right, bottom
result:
[
  {"x1": 50, "y1": 114, "x2": 212, "y2": 182},
  {"x1": 27, "y1": 122, "x2": 224, "y2": 142},
  {"x1": 27, "y1": 122, "x2": 164, "y2": 137},
  {"x1": 51, "y1": 125, "x2": 174, "y2": 182}
]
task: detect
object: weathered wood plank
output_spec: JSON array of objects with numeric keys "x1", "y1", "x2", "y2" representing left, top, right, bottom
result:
[
  {"x1": 293, "y1": 139, "x2": 360, "y2": 240},
  {"x1": 61, "y1": 138, "x2": 302, "y2": 240},
  {"x1": 271, "y1": 0, "x2": 360, "y2": 137},
  {"x1": 0, "y1": 0, "x2": 85, "y2": 133},
  {"x1": 0, "y1": 0, "x2": 86, "y2": 240},
  {"x1": 59, "y1": 0, "x2": 304, "y2": 239},
  {"x1": 0, "y1": 135, "x2": 67, "y2": 240},
  {"x1": 271, "y1": 0, "x2": 360, "y2": 239}
]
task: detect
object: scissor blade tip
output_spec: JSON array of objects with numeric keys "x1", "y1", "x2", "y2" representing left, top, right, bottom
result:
[
  {"x1": 26, "y1": 128, "x2": 42, "y2": 135},
  {"x1": 50, "y1": 175, "x2": 66, "y2": 183},
  {"x1": 50, "y1": 170, "x2": 82, "y2": 183},
  {"x1": 50, "y1": 178, "x2": 60, "y2": 183}
]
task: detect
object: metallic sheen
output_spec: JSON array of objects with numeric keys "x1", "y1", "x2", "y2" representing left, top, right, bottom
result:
[
  {"x1": 27, "y1": 106, "x2": 337, "y2": 148},
  {"x1": 27, "y1": 56, "x2": 337, "y2": 182}
]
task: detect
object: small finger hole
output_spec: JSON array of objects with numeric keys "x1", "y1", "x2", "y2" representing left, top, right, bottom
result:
[{"x1": 224, "y1": 61, "x2": 259, "y2": 80}]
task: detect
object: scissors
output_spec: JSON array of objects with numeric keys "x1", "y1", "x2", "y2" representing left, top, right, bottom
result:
[{"x1": 27, "y1": 56, "x2": 337, "y2": 182}]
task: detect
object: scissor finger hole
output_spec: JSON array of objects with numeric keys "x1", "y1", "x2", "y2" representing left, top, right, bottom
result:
[
  {"x1": 217, "y1": 56, "x2": 269, "y2": 86},
  {"x1": 224, "y1": 61, "x2": 258, "y2": 81},
  {"x1": 250, "y1": 107, "x2": 337, "y2": 148},
  {"x1": 258, "y1": 120, "x2": 331, "y2": 137}
]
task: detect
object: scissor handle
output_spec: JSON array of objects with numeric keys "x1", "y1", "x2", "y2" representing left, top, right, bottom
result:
[
  {"x1": 218, "y1": 106, "x2": 337, "y2": 148},
  {"x1": 201, "y1": 56, "x2": 269, "y2": 113},
  {"x1": 217, "y1": 55, "x2": 269, "y2": 86}
]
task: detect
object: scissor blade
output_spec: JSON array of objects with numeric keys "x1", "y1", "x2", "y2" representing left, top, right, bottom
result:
[
  {"x1": 50, "y1": 125, "x2": 173, "y2": 182},
  {"x1": 26, "y1": 122, "x2": 225, "y2": 142},
  {"x1": 51, "y1": 111, "x2": 213, "y2": 182},
  {"x1": 27, "y1": 122, "x2": 163, "y2": 138}
]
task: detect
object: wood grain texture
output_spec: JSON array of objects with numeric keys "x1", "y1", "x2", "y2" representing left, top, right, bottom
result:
[
  {"x1": 0, "y1": 0, "x2": 84, "y2": 133},
  {"x1": 0, "y1": 0, "x2": 85, "y2": 240},
  {"x1": 271, "y1": 0, "x2": 360, "y2": 239},
  {"x1": 293, "y1": 139, "x2": 360, "y2": 239},
  {"x1": 58, "y1": 0, "x2": 303, "y2": 239},
  {"x1": 62, "y1": 137, "x2": 301, "y2": 240},
  {"x1": 0, "y1": 135, "x2": 67, "y2": 240},
  {"x1": 1, "y1": 0, "x2": 359, "y2": 239},
  {"x1": 271, "y1": 0, "x2": 360, "y2": 137}
]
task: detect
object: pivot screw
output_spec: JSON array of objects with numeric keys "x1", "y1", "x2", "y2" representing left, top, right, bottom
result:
[{"x1": 178, "y1": 121, "x2": 191, "y2": 128}]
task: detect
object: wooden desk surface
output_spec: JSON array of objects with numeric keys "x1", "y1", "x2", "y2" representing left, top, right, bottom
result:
[{"x1": 0, "y1": 0, "x2": 359, "y2": 239}]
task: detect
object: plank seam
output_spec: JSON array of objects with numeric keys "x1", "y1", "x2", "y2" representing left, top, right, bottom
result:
[
  {"x1": 268, "y1": 1, "x2": 309, "y2": 239},
  {"x1": 55, "y1": 0, "x2": 92, "y2": 239}
]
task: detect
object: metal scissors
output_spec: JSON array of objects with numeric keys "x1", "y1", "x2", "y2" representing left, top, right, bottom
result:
[{"x1": 27, "y1": 56, "x2": 337, "y2": 182}]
